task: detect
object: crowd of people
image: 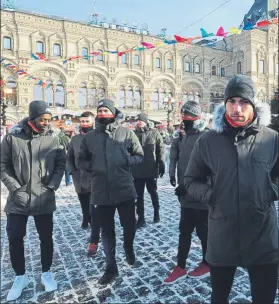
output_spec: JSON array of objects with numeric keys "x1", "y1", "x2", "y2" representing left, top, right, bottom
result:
[{"x1": 0, "y1": 75, "x2": 278, "y2": 303}]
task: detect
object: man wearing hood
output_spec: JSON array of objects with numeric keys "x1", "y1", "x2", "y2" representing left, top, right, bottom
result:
[
  {"x1": 0, "y1": 100, "x2": 66, "y2": 301},
  {"x1": 164, "y1": 99, "x2": 210, "y2": 284},
  {"x1": 78, "y1": 99, "x2": 144, "y2": 285},
  {"x1": 185, "y1": 75, "x2": 279, "y2": 303},
  {"x1": 131, "y1": 113, "x2": 165, "y2": 228},
  {"x1": 67, "y1": 111, "x2": 101, "y2": 257}
]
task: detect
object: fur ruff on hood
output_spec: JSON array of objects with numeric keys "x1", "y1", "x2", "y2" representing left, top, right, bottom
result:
[
  {"x1": 213, "y1": 103, "x2": 271, "y2": 134},
  {"x1": 9, "y1": 117, "x2": 60, "y2": 136},
  {"x1": 173, "y1": 119, "x2": 207, "y2": 138}
]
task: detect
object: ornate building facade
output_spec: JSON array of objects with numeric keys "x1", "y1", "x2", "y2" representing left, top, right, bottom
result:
[{"x1": 0, "y1": 5, "x2": 278, "y2": 126}]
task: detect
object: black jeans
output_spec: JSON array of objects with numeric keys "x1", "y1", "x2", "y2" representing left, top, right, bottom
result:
[
  {"x1": 78, "y1": 192, "x2": 91, "y2": 224},
  {"x1": 134, "y1": 178, "x2": 159, "y2": 220},
  {"x1": 210, "y1": 263, "x2": 278, "y2": 304},
  {"x1": 98, "y1": 200, "x2": 136, "y2": 272},
  {"x1": 6, "y1": 213, "x2": 54, "y2": 275},
  {"x1": 177, "y1": 207, "x2": 208, "y2": 269},
  {"x1": 89, "y1": 203, "x2": 101, "y2": 244}
]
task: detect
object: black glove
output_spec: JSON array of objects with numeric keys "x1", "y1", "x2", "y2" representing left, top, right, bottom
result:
[
  {"x1": 159, "y1": 163, "x2": 165, "y2": 178},
  {"x1": 175, "y1": 185, "x2": 187, "y2": 197},
  {"x1": 170, "y1": 176, "x2": 176, "y2": 187}
]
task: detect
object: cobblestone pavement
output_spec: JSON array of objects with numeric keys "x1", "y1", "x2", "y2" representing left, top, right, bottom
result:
[{"x1": 1, "y1": 177, "x2": 278, "y2": 304}]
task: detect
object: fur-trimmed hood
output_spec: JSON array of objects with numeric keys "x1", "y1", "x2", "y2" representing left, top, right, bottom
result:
[
  {"x1": 9, "y1": 117, "x2": 61, "y2": 136},
  {"x1": 173, "y1": 119, "x2": 207, "y2": 138},
  {"x1": 213, "y1": 103, "x2": 271, "y2": 133}
]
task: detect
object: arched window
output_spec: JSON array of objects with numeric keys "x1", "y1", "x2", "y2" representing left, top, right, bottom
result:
[
  {"x1": 33, "y1": 82, "x2": 43, "y2": 100},
  {"x1": 211, "y1": 65, "x2": 217, "y2": 76},
  {"x1": 5, "y1": 77, "x2": 17, "y2": 106},
  {"x1": 195, "y1": 63, "x2": 200, "y2": 73},
  {"x1": 82, "y1": 47, "x2": 88, "y2": 57},
  {"x1": 259, "y1": 60, "x2": 265, "y2": 73},
  {"x1": 185, "y1": 62, "x2": 190, "y2": 72},
  {"x1": 45, "y1": 80, "x2": 54, "y2": 107},
  {"x1": 167, "y1": 59, "x2": 172, "y2": 69},
  {"x1": 237, "y1": 61, "x2": 242, "y2": 74},
  {"x1": 78, "y1": 82, "x2": 87, "y2": 107},
  {"x1": 55, "y1": 81, "x2": 65, "y2": 107},
  {"x1": 53, "y1": 44, "x2": 61, "y2": 56},
  {"x1": 122, "y1": 54, "x2": 127, "y2": 64},
  {"x1": 220, "y1": 67, "x2": 225, "y2": 77},
  {"x1": 118, "y1": 86, "x2": 125, "y2": 108},
  {"x1": 36, "y1": 41, "x2": 44, "y2": 54},
  {"x1": 97, "y1": 50, "x2": 103, "y2": 61},
  {"x1": 134, "y1": 54, "x2": 140, "y2": 65},
  {"x1": 3, "y1": 36, "x2": 12, "y2": 50},
  {"x1": 155, "y1": 58, "x2": 161, "y2": 68}
]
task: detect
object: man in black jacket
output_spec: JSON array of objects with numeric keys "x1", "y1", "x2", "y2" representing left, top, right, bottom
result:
[
  {"x1": 0, "y1": 100, "x2": 66, "y2": 301},
  {"x1": 185, "y1": 75, "x2": 279, "y2": 304},
  {"x1": 78, "y1": 99, "x2": 144, "y2": 285},
  {"x1": 67, "y1": 111, "x2": 100, "y2": 257},
  {"x1": 131, "y1": 113, "x2": 165, "y2": 228},
  {"x1": 164, "y1": 100, "x2": 210, "y2": 284}
]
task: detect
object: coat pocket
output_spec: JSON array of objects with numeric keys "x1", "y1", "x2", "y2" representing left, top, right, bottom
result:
[{"x1": 13, "y1": 185, "x2": 29, "y2": 208}]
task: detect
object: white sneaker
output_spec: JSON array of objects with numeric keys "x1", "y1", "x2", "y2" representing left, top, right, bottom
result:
[
  {"x1": 41, "y1": 272, "x2": 57, "y2": 292},
  {"x1": 6, "y1": 274, "x2": 29, "y2": 301}
]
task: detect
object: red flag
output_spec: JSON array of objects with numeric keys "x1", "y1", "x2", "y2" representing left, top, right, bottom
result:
[
  {"x1": 257, "y1": 20, "x2": 271, "y2": 27},
  {"x1": 216, "y1": 26, "x2": 227, "y2": 37}
]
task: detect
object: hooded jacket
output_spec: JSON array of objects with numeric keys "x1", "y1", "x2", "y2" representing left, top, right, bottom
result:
[
  {"x1": 131, "y1": 125, "x2": 165, "y2": 179},
  {"x1": 67, "y1": 130, "x2": 92, "y2": 193},
  {"x1": 0, "y1": 118, "x2": 66, "y2": 215},
  {"x1": 184, "y1": 103, "x2": 279, "y2": 267},
  {"x1": 169, "y1": 119, "x2": 208, "y2": 210},
  {"x1": 78, "y1": 119, "x2": 144, "y2": 205}
]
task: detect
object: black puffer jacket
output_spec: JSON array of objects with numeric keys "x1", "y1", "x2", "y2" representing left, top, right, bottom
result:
[
  {"x1": 131, "y1": 126, "x2": 164, "y2": 179},
  {"x1": 185, "y1": 104, "x2": 279, "y2": 267},
  {"x1": 0, "y1": 118, "x2": 66, "y2": 215},
  {"x1": 78, "y1": 120, "x2": 144, "y2": 205},
  {"x1": 169, "y1": 120, "x2": 208, "y2": 210}
]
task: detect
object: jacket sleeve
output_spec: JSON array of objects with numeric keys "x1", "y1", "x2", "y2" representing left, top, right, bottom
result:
[
  {"x1": 169, "y1": 138, "x2": 179, "y2": 179},
  {"x1": 0, "y1": 135, "x2": 21, "y2": 192},
  {"x1": 77, "y1": 135, "x2": 92, "y2": 172},
  {"x1": 47, "y1": 143, "x2": 66, "y2": 191},
  {"x1": 155, "y1": 130, "x2": 165, "y2": 165},
  {"x1": 184, "y1": 138, "x2": 213, "y2": 205},
  {"x1": 67, "y1": 139, "x2": 76, "y2": 174},
  {"x1": 127, "y1": 130, "x2": 144, "y2": 166}
]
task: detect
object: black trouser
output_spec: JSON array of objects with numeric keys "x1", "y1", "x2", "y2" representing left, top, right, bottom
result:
[
  {"x1": 134, "y1": 178, "x2": 159, "y2": 220},
  {"x1": 6, "y1": 213, "x2": 53, "y2": 276},
  {"x1": 78, "y1": 192, "x2": 91, "y2": 224},
  {"x1": 89, "y1": 203, "x2": 101, "y2": 244},
  {"x1": 98, "y1": 200, "x2": 136, "y2": 271},
  {"x1": 210, "y1": 263, "x2": 278, "y2": 304},
  {"x1": 177, "y1": 207, "x2": 208, "y2": 269}
]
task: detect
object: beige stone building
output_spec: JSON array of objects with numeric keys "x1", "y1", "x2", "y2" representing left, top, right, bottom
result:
[{"x1": 0, "y1": 4, "x2": 278, "y2": 127}]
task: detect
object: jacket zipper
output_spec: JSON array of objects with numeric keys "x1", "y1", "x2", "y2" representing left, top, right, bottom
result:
[
  {"x1": 235, "y1": 136, "x2": 241, "y2": 265},
  {"x1": 27, "y1": 139, "x2": 32, "y2": 213},
  {"x1": 104, "y1": 135, "x2": 112, "y2": 202}
]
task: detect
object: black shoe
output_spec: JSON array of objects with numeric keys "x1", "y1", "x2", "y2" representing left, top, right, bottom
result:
[
  {"x1": 136, "y1": 219, "x2": 146, "y2": 229},
  {"x1": 153, "y1": 211, "x2": 160, "y2": 223},
  {"x1": 124, "y1": 246, "x2": 135, "y2": 265},
  {"x1": 98, "y1": 269, "x2": 119, "y2": 285}
]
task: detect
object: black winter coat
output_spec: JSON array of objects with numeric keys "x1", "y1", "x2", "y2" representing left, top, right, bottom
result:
[
  {"x1": 184, "y1": 104, "x2": 279, "y2": 267},
  {"x1": 0, "y1": 118, "x2": 66, "y2": 215},
  {"x1": 78, "y1": 121, "x2": 144, "y2": 205},
  {"x1": 131, "y1": 127, "x2": 164, "y2": 179}
]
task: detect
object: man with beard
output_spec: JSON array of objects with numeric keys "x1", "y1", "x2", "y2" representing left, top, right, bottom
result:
[
  {"x1": 131, "y1": 113, "x2": 165, "y2": 228},
  {"x1": 78, "y1": 99, "x2": 143, "y2": 285},
  {"x1": 0, "y1": 100, "x2": 66, "y2": 301},
  {"x1": 185, "y1": 75, "x2": 279, "y2": 303},
  {"x1": 164, "y1": 99, "x2": 210, "y2": 284},
  {"x1": 67, "y1": 111, "x2": 101, "y2": 257}
]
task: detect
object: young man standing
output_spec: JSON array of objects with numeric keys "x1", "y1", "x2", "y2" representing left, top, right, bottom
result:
[
  {"x1": 67, "y1": 111, "x2": 101, "y2": 256},
  {"x1": 0, "y1": 100, "x2": 66, "y2": 301},
  {"x1": 78, "y1": 99, "x2": 143, "y2": 285},
  {"x1": 164, "y1": 99, "x2": 210, "y2": 284},
  {"x1": 131, "y1": 113, "x2": 165, "y2": 228},
  {"x1": 185, "y1": 75, "x2": 279, "y2": 303}
]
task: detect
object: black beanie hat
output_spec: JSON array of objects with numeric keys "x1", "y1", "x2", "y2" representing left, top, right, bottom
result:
[
  {"x1": 137, "y1": 112, "x2": 148, "y2": 124},
  {"x1": 181, "y1": 99, "x2": 201, "y2": 118},
  {"x1": 29, "y1": 100, "x2": 52, "y2": 120},
  {"x1": 224, "y1": 74, "x2": 256, "y2": 107},
  {"x1": 97, "y1": 99, "x2": 116, "y2": 115}
]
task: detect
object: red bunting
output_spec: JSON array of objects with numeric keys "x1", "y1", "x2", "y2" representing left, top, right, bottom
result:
[
  {"x1": 257, "y1": 20, "x2": 272, "y2": 27},
  {"x1": 216, "y1": 26, "x2": 227, "y2": 37}
]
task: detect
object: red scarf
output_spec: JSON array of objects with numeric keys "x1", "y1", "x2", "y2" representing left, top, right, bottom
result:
[
  {"x1": 225, "y1": 112, "x2": 254, "y2": 128},
  {"x1": 28, "y1": 120, "x2": 42, "y2": 133},
  {"x1": 181, "y1": 114, "x2": 200, "y2": 121}
]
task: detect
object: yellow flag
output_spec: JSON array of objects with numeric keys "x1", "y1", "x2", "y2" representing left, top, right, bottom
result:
[{"x1": 229, "y1": 27, "x2": 242, "y2": 34}]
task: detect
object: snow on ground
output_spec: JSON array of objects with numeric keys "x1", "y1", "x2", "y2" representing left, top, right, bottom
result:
[{"x1": 1, "y1": 177, "x2": 278, "y2": 303}]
